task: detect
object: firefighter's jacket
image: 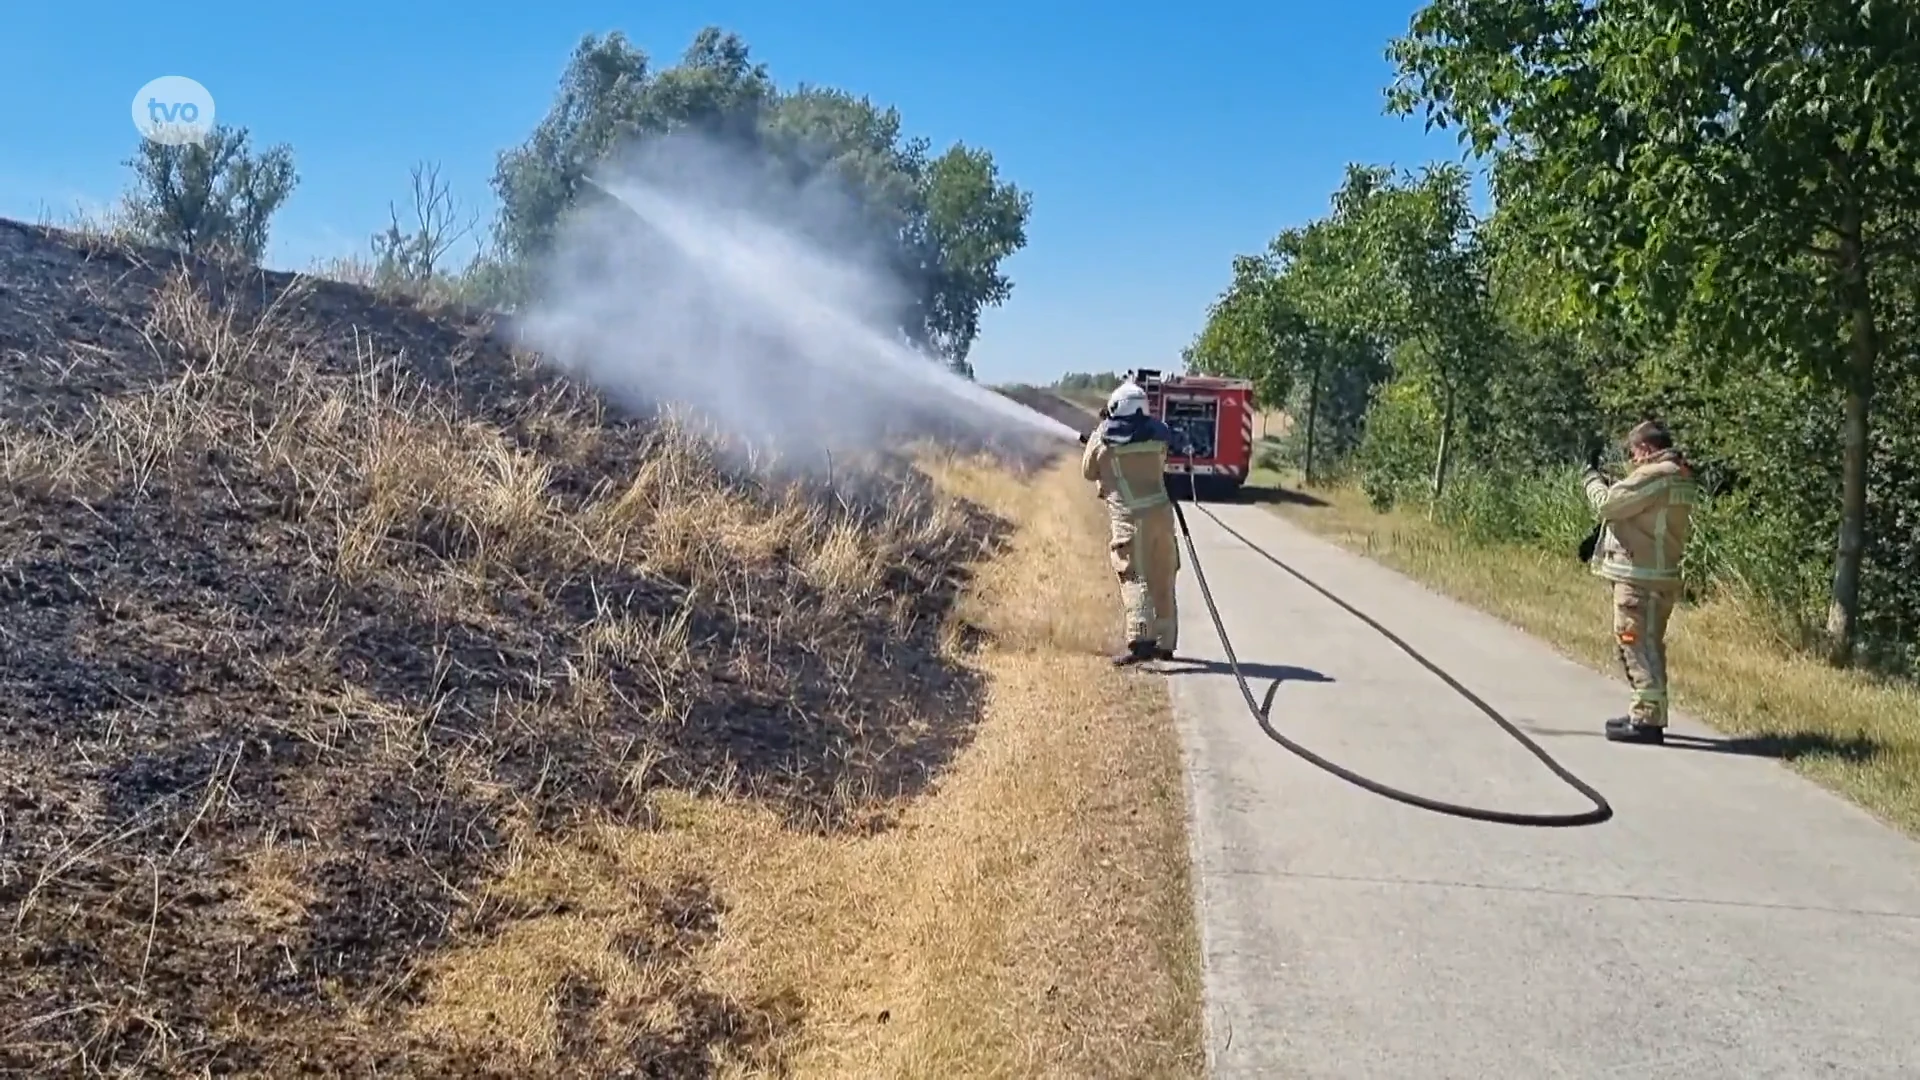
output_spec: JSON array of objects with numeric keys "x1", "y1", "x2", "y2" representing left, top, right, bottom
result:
[
  {"x1": 1082, "y1": 415, "x2": 1189, "y2": 522},
  {"x1": 1581, "y1": 449, "x2": 1700, "y2": 592}
]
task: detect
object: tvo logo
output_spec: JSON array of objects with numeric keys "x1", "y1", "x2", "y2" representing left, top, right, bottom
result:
[{"x1": 132, "y1": 76, "x2": 215, "y2": 146}]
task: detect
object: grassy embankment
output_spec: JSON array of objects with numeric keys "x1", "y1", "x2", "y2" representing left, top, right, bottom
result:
[
  {"x1": 0, "y1": 219, "x2": 1201, "y2": 1077},
  {"x1": 1247, "y1": 465, "x2": 1920, "y2": 836},
  {"x1": 412, "y1": 453, "x2": 1207, "y2": 1079}
]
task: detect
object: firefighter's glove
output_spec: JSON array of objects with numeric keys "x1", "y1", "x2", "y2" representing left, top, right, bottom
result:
[
  {"x1": 1583, "y1": 445, "x2": 1604, "y2": 473},
  {"x1": 1577, "y1": 523, "x2": 1601, "y2": 564},
  {"x1": 1077, "y1": 431, "x2": 1090, "y2": 445}
]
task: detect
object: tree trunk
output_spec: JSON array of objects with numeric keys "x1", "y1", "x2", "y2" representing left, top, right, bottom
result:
[
  {"x1": 1304, "y1": 367, "x2": 1321, "y2": 487},
  {"x1": 1825, "y1": 219, "x2": 1877, "y2": 667},
  {"x1": 1429, "y1": 381, "x2": 1457, "y2": 513}
]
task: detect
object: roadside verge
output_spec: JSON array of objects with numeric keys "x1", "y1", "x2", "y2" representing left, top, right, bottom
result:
[
  {"x1": 406, "y1": 453, "x2": 1206, "y2": 1078},
  {"x1": 1244, "y1": 467, "x2": 1920, "y2": 836}
]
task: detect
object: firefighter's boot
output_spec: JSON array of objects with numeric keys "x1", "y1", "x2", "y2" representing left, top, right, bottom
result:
[
  {"x1": 1604, "y1": 716, "x2": 1665, "y2": 745},
  {"x1": 1112, "y1": 640, "x2": 1158, "y2": 667}
]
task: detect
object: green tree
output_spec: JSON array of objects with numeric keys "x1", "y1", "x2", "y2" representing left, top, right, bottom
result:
[
  {"x1": 761, "y1": 86, "x2": 929, "y2": 254},
  {"x1": 1339, "y1": 163, "x2": 1499, "y2": 502},
  {"x1": 635, "y1": 26, "x2": 774, "y2": 140},
  {"x1": 1264, "y1": 214, "x2": 1389, "y2": 488},
  {"x1": 491, "y1": 29, "x2": 771, "y2": 268},
  {"x1": 1187, "y1": 200, "x2": 1400, "y2": 486},
  {"x1": 1187, "y1": 254, "x2": 1295, "y2": 407},
  {"x1": 909, "y1": 145, "x2": 1032, "y2": 370},
  {"x1": 1248, "y1": 169, "x2": 1491, "y2": 495},
  {"x1": 120, "y1": 125, "x2": 297, "y2": 263},
  {"x1": 487, "y1": 26, "x2": 1031, "y2": 373},
  {"x1": 1388, "y1": 0, "x2": 1920, "y2": 664}
]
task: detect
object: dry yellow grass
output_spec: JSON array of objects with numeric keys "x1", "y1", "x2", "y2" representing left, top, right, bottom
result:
[
  {"x1": 406, "y1": 453, "x2": 1205, "y2": 1078},
  {"x1": 879, "y1": 451, "x2": 1203, "y2": 1078},
  {"x1": 2, "y1": 243, "x2": 1200, "y2": 1076},
  {"x1": 1253, "y1": 467, "x2": 1920, "y2": 836}
]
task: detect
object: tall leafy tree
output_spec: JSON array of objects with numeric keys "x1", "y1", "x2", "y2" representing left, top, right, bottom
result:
[
  {"x1": 1188, "y1": 202, "x2": 1397, "y2": 485},
  {"x1": 635, "y1": 27, "x2": 775, "y2": 140},
  {"x1": 761, "y1": 86, "x2": 929, "y2": 246},
  {"x1": 491, "y1": 29, "x2": 774, "y2": 268},
  {"x1": 910, "y1": 145, "x2": 1032, "y2": 374},
  {"x1": 1187, "y1": 254, "x2": 1295, "y2": 406},
  {"x1": 487, "y1": 26, "x2": 1030, "y2": 375},
  {"x1": 1388, "y1": 0, "x2": 1920, "y2": 664},
  {"x1": 1266, "y1": 220, "x2": 1379, "y2": 485},
  {"x1": 1340, "y1": 163, "x2": 1499, "y2": 501},
  {"x1": 491, "y1": 32, "x2": 653, "y2": 268}
]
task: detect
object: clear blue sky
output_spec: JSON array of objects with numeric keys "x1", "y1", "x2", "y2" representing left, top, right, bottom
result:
[{"x1": 0, "y1": 1, "x2": 1469, "y2": 385}]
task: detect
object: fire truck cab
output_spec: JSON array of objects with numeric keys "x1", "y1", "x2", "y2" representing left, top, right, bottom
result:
[{"x1": 1123, "y1": 367, "x2": 1256, "y2": 497}]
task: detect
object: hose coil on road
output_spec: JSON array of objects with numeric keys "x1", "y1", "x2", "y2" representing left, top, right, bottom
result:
[{"x1": 1167, "y1": 466, "x2": 1613, "y2": 828}]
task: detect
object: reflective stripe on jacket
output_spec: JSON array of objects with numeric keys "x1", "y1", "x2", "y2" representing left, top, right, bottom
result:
[
  {"x1": 1581, "y1": 449, "x2": 1700, "y2": 589},
  {"x1": 1082, "y1": 415, "x2": 1185, "y2": 516}
]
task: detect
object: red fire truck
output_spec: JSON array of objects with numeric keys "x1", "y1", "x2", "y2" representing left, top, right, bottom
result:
[{"x1": 1125, "y1": 368, "x2": 1256, "y2": 497}]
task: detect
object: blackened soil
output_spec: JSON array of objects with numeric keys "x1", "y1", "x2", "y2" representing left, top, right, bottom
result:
[{"x1": 0, "y1": 219, "x2": 1012, "y2": 1076}]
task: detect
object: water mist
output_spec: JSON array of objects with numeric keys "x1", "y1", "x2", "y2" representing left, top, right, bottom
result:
[{"x1": 510, "y1": 131, "x2": 1076, "y2": 477}]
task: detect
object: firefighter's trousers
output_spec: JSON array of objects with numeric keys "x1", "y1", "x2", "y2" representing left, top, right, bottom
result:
[
  {"x1": 1110, "y1": 503, "x2": 1180, "y2": 650},
  {"x1": 1612, "y1": 581, "x2": 1676, "y2": 726}
]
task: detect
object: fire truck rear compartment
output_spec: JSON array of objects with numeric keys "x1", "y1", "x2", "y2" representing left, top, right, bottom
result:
[{"x1": 1165, "y1": 397, "x2": 1220, "y2": 460}]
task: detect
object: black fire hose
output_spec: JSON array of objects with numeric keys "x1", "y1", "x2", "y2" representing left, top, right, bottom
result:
[{"x1": 1164, "y1": 457, "x2": 1613, "y2": 828}]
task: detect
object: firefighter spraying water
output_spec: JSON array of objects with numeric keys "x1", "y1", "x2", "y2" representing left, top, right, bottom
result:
[
  {"x1": 1074, "y1": 368, "x2": 1251, "y2": 664},
  {"x1": 1080, "y1": 380, "x2": 1193, "y2": 666}
]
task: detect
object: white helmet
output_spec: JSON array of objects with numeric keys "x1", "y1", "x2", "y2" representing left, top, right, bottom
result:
[{"x1": 1106, "y1": 382, "x2": 1149, "y2": 419}]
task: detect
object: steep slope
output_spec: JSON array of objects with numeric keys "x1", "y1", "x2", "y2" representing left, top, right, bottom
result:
[{"x1": 0, "y1": 219, "x2": 1022, "y2": 1074}]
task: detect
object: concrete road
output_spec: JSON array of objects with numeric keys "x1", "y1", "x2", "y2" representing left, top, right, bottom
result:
[{"x1": 1164, "y1": 500, "x2": 1920, "y2": 1079}]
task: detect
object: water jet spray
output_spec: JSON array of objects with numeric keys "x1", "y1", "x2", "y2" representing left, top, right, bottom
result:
[{"x1": 510, "y1": 133, "x2": 1077, "y2": 476}]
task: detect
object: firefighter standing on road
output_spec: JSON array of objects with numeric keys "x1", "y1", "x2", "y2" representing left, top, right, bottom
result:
[
  {"x1": 1082, "y1": 381, "x2": 1192, "y2": 666},
  {"x1": 1581, "y1": 419, "x2": 1700, "y2": 744}
]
